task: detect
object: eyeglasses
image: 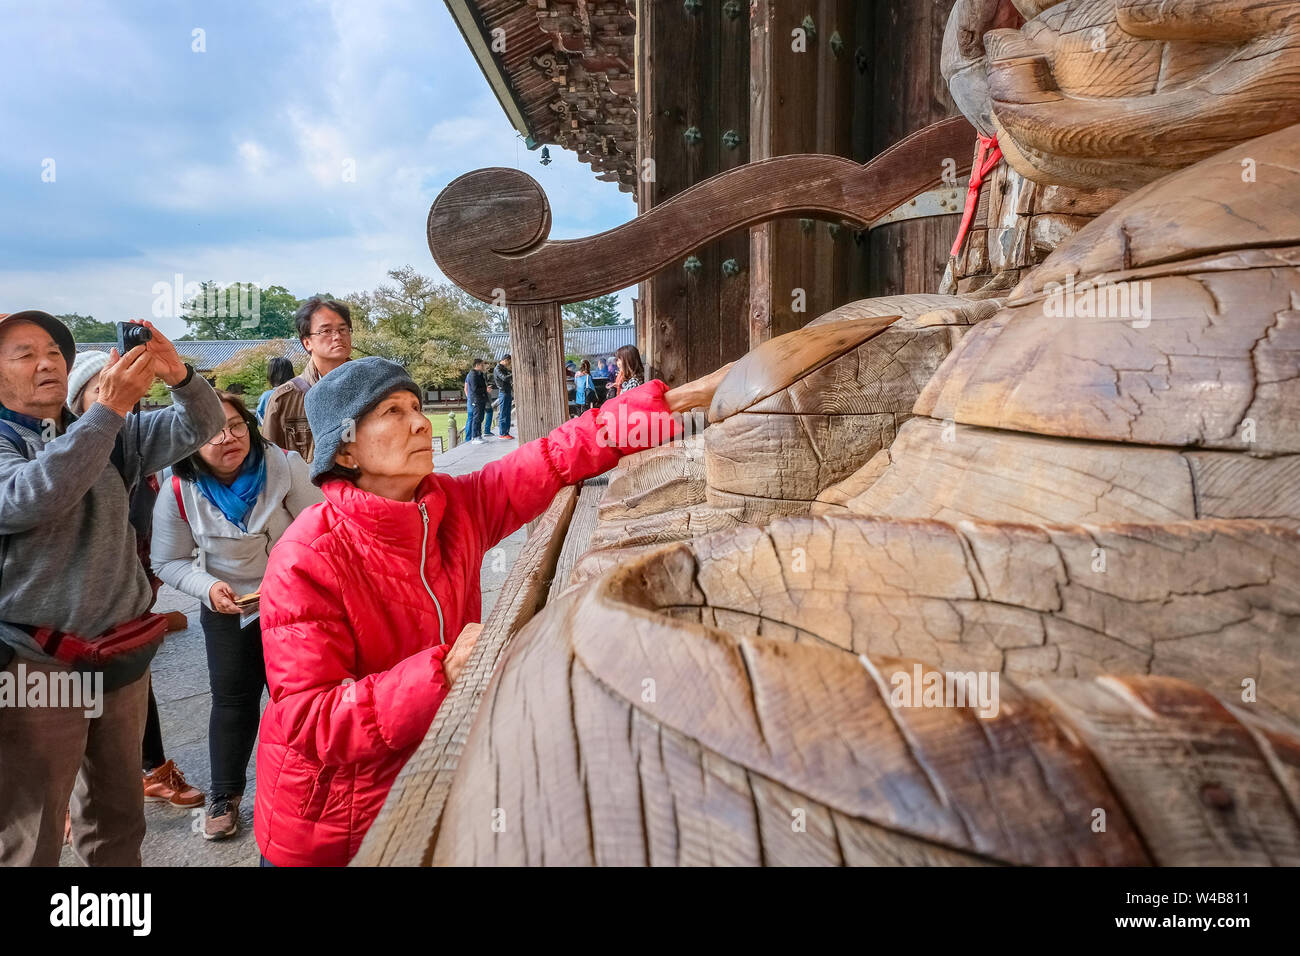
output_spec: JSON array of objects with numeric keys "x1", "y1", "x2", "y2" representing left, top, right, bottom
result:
[
  {"x1": 308, "y1": 326, "x2": 352, "y2": 340},
  {"x1": 208, "y1": 421, "x2": 250, "y2": 445}
]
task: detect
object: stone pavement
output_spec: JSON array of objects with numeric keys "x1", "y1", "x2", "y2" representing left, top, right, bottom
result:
[{"x1": 59, "y1": 435, "x2": 523, "y2": 867}]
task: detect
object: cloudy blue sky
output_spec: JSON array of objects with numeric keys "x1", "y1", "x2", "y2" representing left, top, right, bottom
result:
[{"x1": 0, "y1": 0, "x2": 636, "y2": 338}]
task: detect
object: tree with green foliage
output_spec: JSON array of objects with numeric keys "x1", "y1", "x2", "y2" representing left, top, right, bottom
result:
[
  {"x1": 211, "y1": 341, "x2": 306, "y2": 397},
  {"x1": 561, "y1": 293, "x2": 627, "y2": 330},
  {"x1": 179, "y1": 282, "x2": 300, "y2": 340},
  {"x1": 345, "y1": 266, "x2": 493, "y2": 387},
  {"x1": 57, "y1": 313, "x2": 117, "y2": 342}
]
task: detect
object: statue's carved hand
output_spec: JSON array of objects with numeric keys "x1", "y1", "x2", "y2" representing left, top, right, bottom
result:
[{"x1": 665, "y1": 362, "x2": 735, "y2": 416}]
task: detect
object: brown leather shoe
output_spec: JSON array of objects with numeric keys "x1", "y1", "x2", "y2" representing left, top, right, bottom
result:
[
  {"x1": 204, "y1": 795, "x2": 241, "y2": 841},
  {"x1": 143, "y1": 759, "x2": 205, "y2": 808}
]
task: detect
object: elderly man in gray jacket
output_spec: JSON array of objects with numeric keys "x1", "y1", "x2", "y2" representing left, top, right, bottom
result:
[{"x1": 0, "y1": 310, "x2": 224, "y2": 866}]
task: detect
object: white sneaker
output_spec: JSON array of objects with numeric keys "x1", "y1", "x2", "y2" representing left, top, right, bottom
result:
[{"x1": 470, "y1": 438, "x2": 484, "y2": 444}]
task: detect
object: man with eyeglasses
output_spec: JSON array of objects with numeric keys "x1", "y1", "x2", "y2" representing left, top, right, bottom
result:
[{"x1": 262, "y1": 297, "x2": 354, "y2": 463}]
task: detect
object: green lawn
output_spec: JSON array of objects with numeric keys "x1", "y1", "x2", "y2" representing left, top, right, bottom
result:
[
  {"x1": 426, "y1": 405, "x2": 515, "y2": 453},
  {"x1": 425, "y1": 409, "x2": 460, "y2": 453}
]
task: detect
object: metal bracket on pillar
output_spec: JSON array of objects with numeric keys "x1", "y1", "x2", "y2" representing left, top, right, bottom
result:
[
  {"x1": 683, "y1": 126, "x2": 702, "y2": 146},
  {"x1": 721, "y1": 258, "x2": 743, "y2": 277},
  {"x1": 684, "y1": 255, "x2": 703, "y2": 275},
  {"x1": 723, "y1": 0, "x2": 742, "y2": 19},
  {"x1": 829, "y1": 31, "x2": 844, "y2": 57},
  {"x1": 801, "y1": 15, "x2": 817, "y2": 39},
  {"x1": 868, "y1": 187, "x2": 965, "y2": 228},
  {"x1": 684, "y1": 0, "x2": 702, "y2": 14},
  {"x1": 722, "y1": 129, "x2": 742, "y2": 150}
]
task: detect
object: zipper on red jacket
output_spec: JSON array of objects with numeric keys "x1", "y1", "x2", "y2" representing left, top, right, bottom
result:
[{"x1": 418, "y1": 502, "x2": 447, "y2": 645}]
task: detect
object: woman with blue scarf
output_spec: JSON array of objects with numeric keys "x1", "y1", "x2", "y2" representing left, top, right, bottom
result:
[{"x1": 151, "y1": 391, "x2": 321, "y2": 841}]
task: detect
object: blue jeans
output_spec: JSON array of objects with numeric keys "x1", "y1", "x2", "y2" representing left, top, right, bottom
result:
[
  {"x1": 467, "y1": 401, "x2": 485, "y2": 440},
  {"x1": 498, "y1": 391, "x2": 512, "y2": 436},
  {"x1": 483, "y1": 396, "x2": 495, "y2": 434}
]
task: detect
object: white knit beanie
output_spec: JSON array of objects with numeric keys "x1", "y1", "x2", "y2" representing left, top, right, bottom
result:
[{"x1": 67, "y1": 350, "x2": 110, "y2": 412}]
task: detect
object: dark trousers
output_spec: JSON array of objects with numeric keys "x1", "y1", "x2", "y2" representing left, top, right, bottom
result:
[
  {"x1": 142, "y1": 680, "x2": 165, "y2": 772},
  {"x1": 467, "y1": 399, "x2": 487, "y2": 440},
  {"x1": 200, "y1": 606, "x2": 267, "y2": 799}
]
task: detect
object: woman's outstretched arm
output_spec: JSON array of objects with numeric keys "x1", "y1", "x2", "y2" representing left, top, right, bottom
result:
[{"x1": 461, "y1": 364, "x2": 732, "y2": 549}]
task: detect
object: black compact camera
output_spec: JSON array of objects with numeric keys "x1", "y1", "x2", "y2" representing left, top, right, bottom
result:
[{"x1": 115, "y1": 321, "x2": 153, "y2": 353}]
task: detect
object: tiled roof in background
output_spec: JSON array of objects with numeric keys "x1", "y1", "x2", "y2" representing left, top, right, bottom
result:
[
  {"x1": 484, "y1": 324, "x2": 635, "y2": 361},
  {"x1": 77, "y1": 339, "x2": 306, "y2": 371},
  {"x1": 75, "y1": 326, "x2": 634, "y2": 371}
]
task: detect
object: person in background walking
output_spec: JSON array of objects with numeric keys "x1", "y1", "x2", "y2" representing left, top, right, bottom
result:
[
  {"x1": 494, "y1": 354, "x2": 514, "y2": 439},
  {"x1": 151, "y1": 391, "x2": 321, "y2": 841},
  {"x1": 616, "y1": 345, "x2": 645, "y2": 394},
  {"x1": 465, "y1": 358, "x2": 489, "y2": 444},
  {"x1": 66, "y1": 352, "x2": 203, "y2": 814},
  {"x1": 262, "y1": 297, "x2": 354, "y2": 462},
  {"x1": 256, "y1": 357, "x2": 294, "y2": 425},
  {"x1": 573, "y1": 360, "x2": 594, "y2": 415}
]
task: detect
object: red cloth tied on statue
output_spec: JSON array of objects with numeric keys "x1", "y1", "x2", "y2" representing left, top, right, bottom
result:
[{"x1": 950, "y1": 133, "x2": 1003, "y2": 259}]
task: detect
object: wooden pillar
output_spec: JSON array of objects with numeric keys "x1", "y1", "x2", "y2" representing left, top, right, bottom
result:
[
  {"x1": 507, "y1": 302, "x2": 567, "y2": 445},
  {"x1": 636, "y1": 0, "x2": 750, "y2": 386},
  {"x1": 864, "y1": 0, "x2": 960, "y2": 297},
  {"x1": 748, "y1": 2, "x2": 774, "y2": 347},
  {"x1": 749, "y1": 0, "x2": 863, "y2": 348},
  {"x1": 749, "y1": 0, "x2": 959, "y2": 333},
  {"x1": 635, "y1": 0, "x2": 656, "y2": 378}
]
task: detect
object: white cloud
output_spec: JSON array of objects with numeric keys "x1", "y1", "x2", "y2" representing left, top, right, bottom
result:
[
  {"x1": 237, "y1": 140, "x2": 269, "y2": 175},
  {"x1": 0, "y1": 0, "x2": 639, "y2": 328}
]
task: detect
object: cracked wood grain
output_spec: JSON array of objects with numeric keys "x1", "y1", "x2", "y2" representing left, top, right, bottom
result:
[{"x1": 428, "y1": 537, "x2": 1300, "y2": 864}]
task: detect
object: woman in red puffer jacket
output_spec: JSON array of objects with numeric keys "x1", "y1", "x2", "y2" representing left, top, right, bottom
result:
[{"x1": 254, "y1": 356, "x2": 726, "y2": 866}]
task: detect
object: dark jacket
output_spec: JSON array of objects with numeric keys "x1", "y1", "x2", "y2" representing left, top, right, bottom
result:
[
  {"x1": 494, "y1": 362, "x2": 513, "y2": 393},
  {"x1": 466, "y1": 369, "x2": 488, "y2": 403}
]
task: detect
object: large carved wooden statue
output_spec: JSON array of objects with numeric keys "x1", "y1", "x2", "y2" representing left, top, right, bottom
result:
[{"x1": 357, "y1": 0, "x2": 1300, "y2": 866}]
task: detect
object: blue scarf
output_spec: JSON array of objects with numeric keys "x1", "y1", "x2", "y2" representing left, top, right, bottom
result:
[{"x1": 195, "y1": 447, "x2": 267, "y2": 532}]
